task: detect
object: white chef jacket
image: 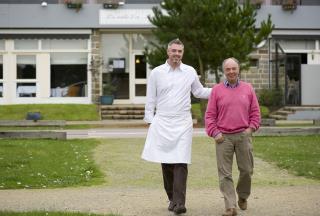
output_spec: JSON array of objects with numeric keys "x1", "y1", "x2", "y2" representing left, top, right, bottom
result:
[{"x1": 141, "y1": 61, "x2": 211, "y2": 164}]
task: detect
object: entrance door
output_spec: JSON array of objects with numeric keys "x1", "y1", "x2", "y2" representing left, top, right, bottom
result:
[
  {"x1": 131, "y1": 51, "x2": 148, "y2": 104},
  {"x1": 285, "y1": 54, "x2": 301, "y2": 106}
]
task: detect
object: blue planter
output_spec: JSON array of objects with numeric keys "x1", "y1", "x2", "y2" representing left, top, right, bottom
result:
[
  {"x1": 100, "y1": 95, "x2": 114, "y2": 105},
  {"x1": 26, "y1": 112, "x2": 42, "y2": 122}
]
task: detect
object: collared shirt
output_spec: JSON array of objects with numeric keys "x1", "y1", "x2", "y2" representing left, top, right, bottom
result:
[
  {"x1": 144, "y1": 61, "x2": 211, "y2": 123},
  {"x1": 224, "y1": 79, "x2": 240, "y2": 88}
]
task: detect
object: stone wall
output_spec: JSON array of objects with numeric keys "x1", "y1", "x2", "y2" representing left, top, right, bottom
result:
[
  {"x1": 90, "y1": 29, "x2": 102, "y2": 104},
  {"x1": 241, "y1": 46, "x2": 286, "y2": 99},
  {"x1": 241, "y1": 47, "x2": 270, "y2": 91}
]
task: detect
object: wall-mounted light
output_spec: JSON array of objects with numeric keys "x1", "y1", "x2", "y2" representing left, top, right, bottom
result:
[{"x1": 41, "y1": 1, "x2": 48, "y2": 7}]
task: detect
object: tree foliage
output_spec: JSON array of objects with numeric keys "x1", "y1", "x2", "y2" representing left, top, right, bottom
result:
[
  {"x1": 145, "y1": 0, "x2": 274, "y2": 124},
  {"x1": 146, "y1": 0, "x2": 274, "y2": 84}
]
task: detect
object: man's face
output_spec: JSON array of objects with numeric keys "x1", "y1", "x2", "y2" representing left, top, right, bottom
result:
[
  {"x1": 167, "y1": 43, "x2": 184, "y2": 64},
  {"x1": 223, "y1": 59, "x2": 239, "y2": 84}
]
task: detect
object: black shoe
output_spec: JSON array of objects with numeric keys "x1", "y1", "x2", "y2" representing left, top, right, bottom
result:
[
  {"x1": 173, "y1": 204, "x2": 187, "y2": 215},
  {"x1": 168, "y1": 201, "x2": 175, "y2": 211}
]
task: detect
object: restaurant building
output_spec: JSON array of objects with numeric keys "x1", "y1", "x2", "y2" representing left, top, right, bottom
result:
[{"x1": 0, "y1": 0, "x2": 319, "y2": 106}]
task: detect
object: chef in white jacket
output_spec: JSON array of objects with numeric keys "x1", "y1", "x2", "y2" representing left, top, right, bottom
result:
[{"x1": 141, "y1": 39, "x2": 211, "y2": 215}]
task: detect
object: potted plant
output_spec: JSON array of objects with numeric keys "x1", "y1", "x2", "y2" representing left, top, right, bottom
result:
[
  {"x1": 100, "y1": 73, "x2": 116, "y2": 105},
  {"x1": 64, "y1": 0, "x2": 83, "y2": 12},
  {"x1": 251, "y1": 0, "x2": 263, "y2": 9},
  {"x1": 282, "y1": 0, "x2": 297, "y2": 11}
]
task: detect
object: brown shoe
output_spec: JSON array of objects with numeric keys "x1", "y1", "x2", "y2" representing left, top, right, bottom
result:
[
  {"x1": 238, "y1": 198, "x2": 247, "y2": 210},
  {"x1": 222, "y1": 208, "x2": 237, "y2": 216}
]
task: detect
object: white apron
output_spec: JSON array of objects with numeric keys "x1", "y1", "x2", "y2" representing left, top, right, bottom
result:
[{"x1": 141, "y1": 112, "x2": 193, "y2": 164}]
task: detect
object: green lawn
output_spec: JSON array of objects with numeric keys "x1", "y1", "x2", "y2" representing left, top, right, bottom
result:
[
  {"x1": 0, "y1": 139, "x2": 104, "y2": 189},
  {"x1": 94, "y1": 136, "x2": 320, "y2": 189},
  {"x1": 254, "y1": 135, "x2": 320, "y2": 180},
  {"x1": 0, "y1": 212, "x2": 120, "y2": 216},
  {"x1": 1, "y1": 136, "x2": 319, "y2": 190},
  {"x1": 0, "y1": 104, "x2": 99, "y2": 121},
  {"x1": 0, "y1": 124, "x2": 145, "y2": 131}
]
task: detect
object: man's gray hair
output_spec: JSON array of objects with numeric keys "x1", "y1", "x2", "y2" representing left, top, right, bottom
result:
[
  {"x1": 167, "y1": 38, "x2": 184, "y2": 49},
  {"x1": 222, "y1": 57, "x2": 240, "y2": 70}
]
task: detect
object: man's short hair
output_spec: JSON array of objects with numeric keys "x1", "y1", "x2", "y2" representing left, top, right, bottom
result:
[
  {"x1": 167, "y1": 38, "x2": 184, "y2": 49},
  {"x1": 222, "y1": 57, "x2": 240, "y2": 70}
]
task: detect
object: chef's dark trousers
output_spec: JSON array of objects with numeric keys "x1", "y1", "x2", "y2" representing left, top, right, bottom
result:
[{"x1": 161, "y1": 163, "x2": 188, "y2": 206}]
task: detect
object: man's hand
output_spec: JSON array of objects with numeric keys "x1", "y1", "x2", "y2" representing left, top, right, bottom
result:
[
  {"x1": 214, "y1": 133, "x2": 224, "y2": 144},
  {"x1": 244, "y1": 128, "x2": 253, "y2": 135}
]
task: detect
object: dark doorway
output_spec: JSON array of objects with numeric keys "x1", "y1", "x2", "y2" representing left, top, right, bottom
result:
[{"x1": 285, "y1": 54, "x2": 302, "y2": 106}]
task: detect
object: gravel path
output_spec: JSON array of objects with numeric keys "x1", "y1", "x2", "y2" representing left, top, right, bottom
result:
[{"x1": 1, "y1": 185, "x2": 320, "y2": 216}]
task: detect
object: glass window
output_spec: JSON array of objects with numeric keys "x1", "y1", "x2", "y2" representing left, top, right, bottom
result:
[
  {"x1": 17, "y1": 55, "x2": 36, "y2": 79},
  {"x1": 42, "y1": 39, "x2": 88, "y2": 50},
  {"x1": 135, "y1": 84, "x2": 146, "y2": 96},
  {"x1": 249, "y1": 58, "x2": 259, "y2": 67},
  {"x1": 16, "y1": 83, "x2": 36, "y2": 97},
  {"x1": 102, "y1": 34, "x2": 129, "y2": 73},
  {"x1": 50, "y1": 53, "x2": 88, "y2": 97},
  {"x1": 135, "y1": 55, "x2": 147, "y2": 79},
  {"x1": 0, "y1": 55, "x2": 3, "y2": 79},
  {"x1": 14, "y1": 39, "x2": 38, "y2": 50},
  {"x1": 101, "y1": 34, "x2": 130, "y2": 99},
  {"x1": 132, "y1": 34, "x2": 155, "y2": 50},
  {"x1": 0, "y1": 40, "x2": 4, "y2": 50}
]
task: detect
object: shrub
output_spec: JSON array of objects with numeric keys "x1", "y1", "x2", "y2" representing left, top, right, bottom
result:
[
  {"x1": 258, "y1": 88, "x2": 283, "y2": 108},
  {"x1": 260, "y1": 105, "x2": 270, "y2": 118}
]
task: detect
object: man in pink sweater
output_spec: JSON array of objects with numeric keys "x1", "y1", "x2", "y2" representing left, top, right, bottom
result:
[{"x1": 205, "y1": 57, "x2": 260, "y2": 216}]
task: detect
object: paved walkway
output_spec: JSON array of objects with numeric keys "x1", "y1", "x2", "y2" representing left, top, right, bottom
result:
[{"x1": 1, "y1": 186, "x2": 320, "y2": 216}]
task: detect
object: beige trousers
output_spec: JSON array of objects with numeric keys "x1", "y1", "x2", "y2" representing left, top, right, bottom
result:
[{"x1": 215, "y1": 131, "x2": 254, "y2": 209}]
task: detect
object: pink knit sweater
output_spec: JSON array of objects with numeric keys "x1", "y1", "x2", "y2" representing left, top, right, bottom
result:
[{"x1": 205, "y1": 81, "x2": 261, "y2": 137}]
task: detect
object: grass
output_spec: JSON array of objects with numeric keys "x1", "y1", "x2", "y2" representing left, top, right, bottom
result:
[
  {"x1": 94, "y1": 138, "x2": 163, "y2": 188},
  {"x1": 94, "y1": 137, "x2": 319, "y2": 189},
  {"x1": 0, "y1": 139, "x2": 104, "y2": 189},
  {"x1": 0, "y1": 136, "x2": 319, "y2": 216},
  {"x1": 1, "y1": 136, "x2": 319, "y2": 190},
  {"x1": 253, "y1": 135, "x2": 320, "y2": 180},
  {"x1": 0, "y1": 125, "x2": 103, "y2": 130},
  {"x1": 0, "y1": 104, "x2": 99, "y2": 121},
  {"x1": 0, "y1": 124, "x2": 146, "y2": 130},
  {"x1": 0, "y1": 212, "x2": 120, "y2": 216}
]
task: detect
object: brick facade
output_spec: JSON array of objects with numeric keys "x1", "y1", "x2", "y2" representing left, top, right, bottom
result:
[
  {"x1": 90, "y1": 29, "x2": 102, "y2": 104},
  {"x1": 242, "y1": 46, "x2": 286, "y2": 98}
]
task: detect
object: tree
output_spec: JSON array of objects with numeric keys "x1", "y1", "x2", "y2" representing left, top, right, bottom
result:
[{"x1": 145, "y1": 0, "x2": 274, "y2": 123}]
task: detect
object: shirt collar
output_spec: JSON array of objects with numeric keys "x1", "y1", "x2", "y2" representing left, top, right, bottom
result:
[
  {"x1": 224, "y1": 79, "x2": 240, "y2": 88},
  {"x1": 165, "y1": 60, "x2": 183, "y2": 72}
]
